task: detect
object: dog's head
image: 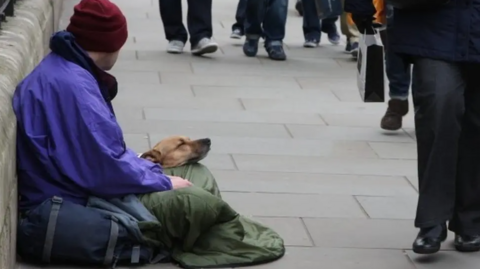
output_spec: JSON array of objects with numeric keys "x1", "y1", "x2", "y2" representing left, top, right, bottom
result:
[{"x1": 140, "y1": 136, "x2": 211, "y2": 168}]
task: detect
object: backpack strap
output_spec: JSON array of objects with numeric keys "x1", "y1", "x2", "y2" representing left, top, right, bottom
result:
[
  {"x1": 42, "y1": 196, "x2": 63, "y2": 263},
  {"x1": 104, "y1": 216, "x2": 120, "y2": 266}
]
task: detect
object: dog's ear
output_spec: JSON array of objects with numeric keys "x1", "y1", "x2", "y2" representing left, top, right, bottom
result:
[{"x1": 140, "y1": 150, "x2": 163, "y2": 163}]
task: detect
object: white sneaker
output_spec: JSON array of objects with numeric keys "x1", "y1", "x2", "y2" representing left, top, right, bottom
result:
[
  {"x1": 230, "y1": 29, "x2": 243, "y2": 39},
  {"x1": 191, "y1": 38, "x2": 218, "y2": 56},
  {"x1": 167, "y1": 40, "x2": 185, "y2": 54},
  {"x1": 303, "y1": 39, "x2": 319, "y2": 48}
]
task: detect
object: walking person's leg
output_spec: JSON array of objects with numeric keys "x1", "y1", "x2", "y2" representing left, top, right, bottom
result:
[
  {"x1": 301, "y1": 0, "x2": 321, "y2": 47},
  {"x1": 321, "y1": 16, "x2": 340, "y2": 45},
  {"x1": 411, "y1": 58, "x2": 465, "y2": 254},
  {"x1": 243, "y1": 0, "x2": 266, "y2": 57},
  {"x1": 263, "y1": 0, "x2": 289, "y2": 60},
  {"x1": 231, "y1": 0, "x2": 248, "y2": 39},
  {"x1": 295, "y1": 0, "x2": 303, "y2": 16},
  {"x1": 186, "y1": 0, "x2": 218, "y2": 55},
  {"x1": 159, "y1": 0, "x2": 188, "y2": 54},
  {"x1": 380, "y1": 6, "x2": 411, "y2": 131},
  {"x1": 449, "y1": 64, "x2": 480, "y2": 253},
  {"x1": 340, "y1": 0, "x2": 359, "y2": 55}
]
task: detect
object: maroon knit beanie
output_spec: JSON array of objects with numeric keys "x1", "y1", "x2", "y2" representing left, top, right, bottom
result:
[{"x1": 66, "y1": 0, "x2": 128, "y2": 53}]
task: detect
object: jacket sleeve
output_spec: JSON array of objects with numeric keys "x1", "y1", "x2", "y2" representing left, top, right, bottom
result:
[
  {"x1": 48, "y1": 77, "x2": 172, "y2": 198},
  {"x1": 344, "y1": 0, "x2": 377, "y2": 16}
]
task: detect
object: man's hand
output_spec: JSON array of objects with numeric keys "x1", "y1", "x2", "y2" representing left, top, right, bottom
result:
[{"x1": 168, "y1": 175, "x2": 192, "y2": 189}]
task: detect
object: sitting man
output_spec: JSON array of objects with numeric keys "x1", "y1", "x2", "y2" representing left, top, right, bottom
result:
[{"x1": 14, "y1": 0, "x2": 284, "y2": 267}]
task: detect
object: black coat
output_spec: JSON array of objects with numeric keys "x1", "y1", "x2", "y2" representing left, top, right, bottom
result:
[{"x1": 344, "y1": 0, "x2": 480, "y2": 63}]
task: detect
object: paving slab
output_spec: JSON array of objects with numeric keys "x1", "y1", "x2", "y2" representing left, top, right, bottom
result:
[
  {"x1": 286, "y1": 124, "x2": 415, "y2": 143},
  {"x1": 303, "y1": 218, "x2": 454, "y2": 250},
  {"x1": 202, "y1": 136, "x2": 379, "y2": 158},
  {"x1": 143, "y1": 108, "x2": 325, "y2": 125},
  {"x1": 406, "y1": 251, "x2": 480, "y2": 269},
  {"x1": 139, "y1": 121, "x2": 291, "y2": 138},
  {"x1": 211, "y1": 170, "x2": 417, "y2": 196},
  {"x1": 221, "y1": 192, "x2": 367, "y2": 218},
  {"x1": 355, "y1": 195, "x2": 417, "y2": 219},
  {"x1": 231, "y1": 154, "x2": 417, "y2": 176}
]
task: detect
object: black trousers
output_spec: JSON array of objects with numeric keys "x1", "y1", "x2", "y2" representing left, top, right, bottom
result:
[
  {"x1": 413, "y1": 58, "x2": 480, "y2": 236},
  {"x1": 232, "y1": 0, "x2": 247, "y2": 32},
  {"x1": 158, "y1": 0, "x2": 213, "y2": 45}
]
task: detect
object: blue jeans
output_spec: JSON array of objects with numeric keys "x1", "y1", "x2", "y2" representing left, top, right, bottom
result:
[
  {"x1": 244, "y1": 0, "x2": 288, "y2": 43},
  {"x1": 385, "y1": 4, "x2": 411, "y2": 100},
  {"x1": 301, "y1": 0, "x2": 338, "y2": 41},
  {"x1": 232, "y1": 0, "x2": 247, "y2": 32}
]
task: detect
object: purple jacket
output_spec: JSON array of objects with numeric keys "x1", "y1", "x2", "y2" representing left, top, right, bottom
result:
[{"x1": 13, "y1": 31, "x2": 172, "y2": 210}]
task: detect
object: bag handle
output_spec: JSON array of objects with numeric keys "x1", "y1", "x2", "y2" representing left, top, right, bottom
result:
[{"x1": 42, "y1": 196, "x2": 63, "y2": 263}]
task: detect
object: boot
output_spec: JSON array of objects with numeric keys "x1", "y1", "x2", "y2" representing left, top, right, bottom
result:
[{"x1": 380, "y1": 99, "x2": 409, "y2": 131}]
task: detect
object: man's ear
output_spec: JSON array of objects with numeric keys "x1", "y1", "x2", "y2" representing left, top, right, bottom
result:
[{"x1": 140, "y1": 150, "x2": 163, "y2": 163}]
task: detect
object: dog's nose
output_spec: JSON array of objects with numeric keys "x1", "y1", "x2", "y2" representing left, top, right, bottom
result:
[{"x1": 202, "y1": 138, "x2": 211, "y2": 146}]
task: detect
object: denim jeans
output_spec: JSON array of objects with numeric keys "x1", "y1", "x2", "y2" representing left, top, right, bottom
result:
[
  {"x1": 385, "y1": 4, "x2": 411, "y2": 100},
  {"x1": 158, "y1": 0, "x2": 213, "y2": 45},
  {"x1": 301, "y1": 0, "x2": 338, "y2": 41},
  {"x1": 232, "y1": 0, "x2": 247, "y2": 33},
  {"x1": 244, "y1": 0, "x2": 288, "y2": 43}
]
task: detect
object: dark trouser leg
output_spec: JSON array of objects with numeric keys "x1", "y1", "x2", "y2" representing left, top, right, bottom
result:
[
  {"x1": 386, "y1": 49, "x2": 410, "y2": 100},
  {"x1": 159, "y1": 0, "x2": 188, "y2": 43},
  {"x1": 449, "y1": 64, "x2": 480, "y2": 235},
  {"x1": 384, "y1": 4, "x2": 410, "y2": 100},
  {"x1": 263, "y1": 0, "x2": 288, "y2": 44},
  {"x1": 186, "y1": 0, "x2": 213, "y2": 45},
  {"x1": 412, "y1": 58, "x2": 465, "y2": 228},
  {"x1": 301, "y1": 0, "x2": 320, "y2": 40},
  {"x1": 320, "y1": 16, "x2": 338, "y2": 34},
  {"x1": 232, "y1": 0, "x2": 248, "y2": 32},
  {"x1": 244, "y1": 0, "x2": 265, "y2": 39}
]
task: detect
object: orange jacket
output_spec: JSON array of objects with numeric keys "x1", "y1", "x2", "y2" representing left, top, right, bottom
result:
[{"x1": 347, "y1": 0, "x2": 386, "y2": 25}]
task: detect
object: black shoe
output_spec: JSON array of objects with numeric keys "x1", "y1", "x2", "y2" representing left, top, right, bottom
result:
[
  {"x1": 243, "y1": 38, "x2": 259, "y2": 57},
  {"x1": 344, "y1": 40, "x2": 352, "y2": 53},
  {"x1": 295, "y1": 0, "x2": 303, "y2": 16},
  {"x1": 454, "y1": 234, "x2": 480, "y2": 252},
  {"x1": 412, "y1": 224, "x2": 447, "y2": 254},
  {"x1": 266, "y1": 45, "x2": 286, "y2": 61}
]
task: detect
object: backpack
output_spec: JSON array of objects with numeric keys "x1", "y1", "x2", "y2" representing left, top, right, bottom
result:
[{"x1": 17, "y1": 196, "x2": 167, "y2": 268}]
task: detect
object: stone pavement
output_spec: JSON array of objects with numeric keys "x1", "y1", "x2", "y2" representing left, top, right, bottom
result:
[{"x1": 24, "y1": 0, "x2": 478, "y2": 268}]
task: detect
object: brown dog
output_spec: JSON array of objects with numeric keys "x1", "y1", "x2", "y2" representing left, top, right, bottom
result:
[{"x1": 140, "y1": 136, "x2": 211, "y2": 168}]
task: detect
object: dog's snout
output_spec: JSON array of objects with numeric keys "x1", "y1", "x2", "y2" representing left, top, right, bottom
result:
[{"x1": 201, "y1": 138, "x2": 211, "y2": 146}]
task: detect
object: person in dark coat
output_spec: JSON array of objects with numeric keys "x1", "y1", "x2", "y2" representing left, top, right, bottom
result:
[{"x1": 345, "y1": 0, "x2": 480, "y2": 255}]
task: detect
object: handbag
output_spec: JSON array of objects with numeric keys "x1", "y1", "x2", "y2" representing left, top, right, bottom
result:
[
  {"x1": 315, "y1": 0, "x2": 343, "y2": 19},
  {"x1": 357, "y1": 30, "x2": 385, "y2": 103},
  {"x1": 387, "y1": 0, "x2": 449, "y2": 10}
]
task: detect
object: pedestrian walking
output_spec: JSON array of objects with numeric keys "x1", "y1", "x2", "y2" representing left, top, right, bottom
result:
[
  {"x1": 230, "y1": 0, "x2": 247, "y2": 39},
  {"x1": 242, "y1": 0, "x2": 288, "y2": 61},
  {"x1": 158, "y1": 0, "x2": 218, "y2": 55},
  {"x1": 346, "y1": 0, "x2": 480, "y2": 255},
  {"x1": 300, "y1": 0, "x2": 340, "y2": 48},
  {"x1": 379, "y1": 4, "x2": 411, "y2": 131}
]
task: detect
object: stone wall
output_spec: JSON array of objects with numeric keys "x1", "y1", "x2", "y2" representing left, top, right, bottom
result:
[{"x1": 0, "y1": 0, "x2": 63, "y2": 268}]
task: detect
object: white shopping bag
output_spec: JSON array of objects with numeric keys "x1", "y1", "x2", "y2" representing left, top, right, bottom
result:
[{"x1": 357, "y1": 32, "x2": 385, "y2": 102}]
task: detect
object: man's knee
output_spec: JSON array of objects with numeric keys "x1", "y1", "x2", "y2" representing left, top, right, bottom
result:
[{"x1": 413, "y1": 58, "x2": 464, "y2": 107}]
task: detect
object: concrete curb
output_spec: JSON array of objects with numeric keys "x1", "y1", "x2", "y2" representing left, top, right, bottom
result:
[{"x1": 0, "y1": 0, "x2": 63, "y2": 268}]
